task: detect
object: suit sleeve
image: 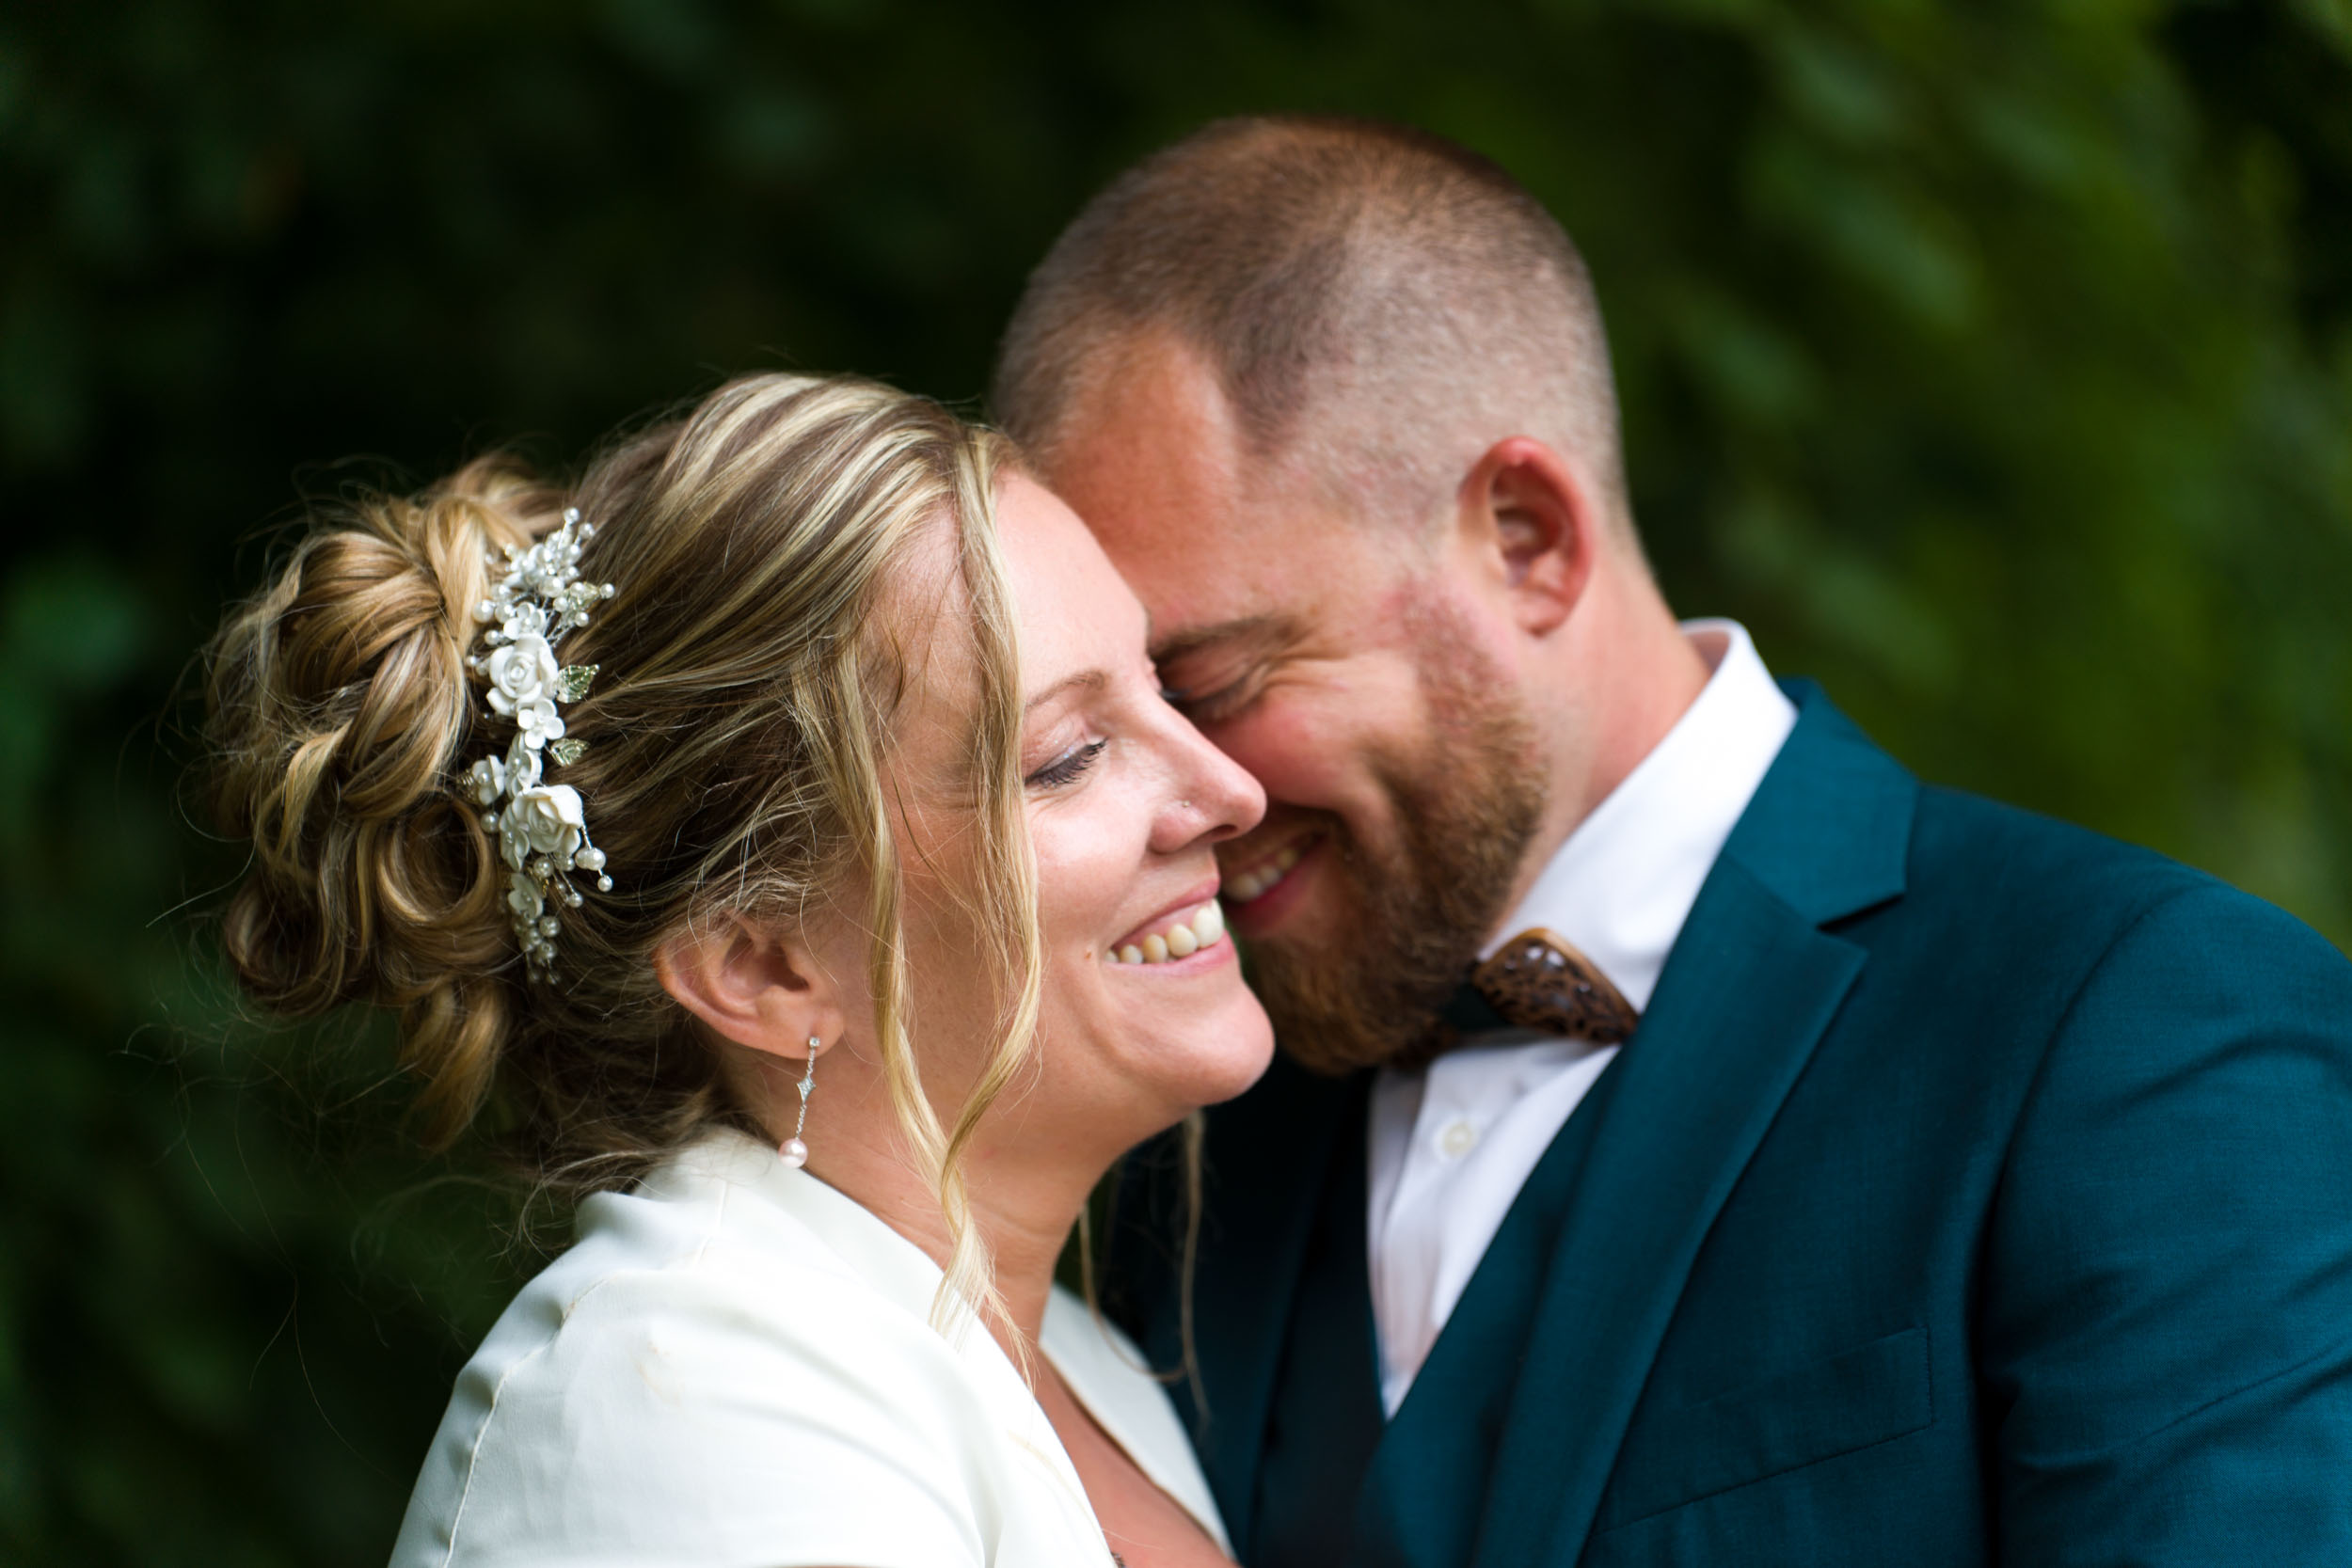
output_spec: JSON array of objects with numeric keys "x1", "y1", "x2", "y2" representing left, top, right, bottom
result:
[{"x1": 1985, "y1": 881, "x2": 2352, "y2": 1560}]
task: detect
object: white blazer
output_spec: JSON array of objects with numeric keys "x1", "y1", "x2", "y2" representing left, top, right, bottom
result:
[{"x1": 389, "y1": 1129, "x2": 1229, "y2": 1567}]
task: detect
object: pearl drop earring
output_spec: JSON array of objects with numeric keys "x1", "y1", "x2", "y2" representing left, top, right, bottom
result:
[{"x1": 779, "y1": 1037, "x2": 818, "y2": 1169}]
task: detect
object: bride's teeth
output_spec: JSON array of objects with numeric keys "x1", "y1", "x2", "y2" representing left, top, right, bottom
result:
[
  {"x1": 1192, "y1": 901, "x2": 1225, "y2": 943},
  {"x1": 1276, "y1": 844, "x2": 1300, "y2": 871},
  {"x1": 1106, "y1": 902, "x2": 1230, "y2": 966}
]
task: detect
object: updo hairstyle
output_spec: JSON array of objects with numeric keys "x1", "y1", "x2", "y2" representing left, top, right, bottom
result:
[{"x1": 204, "y1": 374, "x2": 1041, "y2": 1301}]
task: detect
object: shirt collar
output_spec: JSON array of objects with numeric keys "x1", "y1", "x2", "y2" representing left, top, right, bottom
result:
[{"x1": 1479, "y1": 619, "x2": 1796, "y2": 1012}]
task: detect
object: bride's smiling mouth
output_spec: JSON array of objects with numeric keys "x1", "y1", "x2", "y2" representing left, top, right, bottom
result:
[{"x1": 1104, "y1": 888, "x2": 1230, "y2": 967}]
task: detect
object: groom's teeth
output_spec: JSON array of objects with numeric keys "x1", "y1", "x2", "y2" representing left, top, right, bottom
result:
[
  {"x1": 1104, "y1": 901, "x2": 1230, "y2": 966},
  {"x1": 1224, "y1": 841, "x2": 1308, "y2": 905}
]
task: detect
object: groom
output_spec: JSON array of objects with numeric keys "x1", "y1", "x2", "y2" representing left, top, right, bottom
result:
[{"x1": 993, "y1": 117, "x2": 2352, "y2": 1564}]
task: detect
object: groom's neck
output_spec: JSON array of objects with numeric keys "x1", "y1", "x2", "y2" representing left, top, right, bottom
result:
[{"x1": 1502, "y1": 561, "x2": 1710, "y2": 925}]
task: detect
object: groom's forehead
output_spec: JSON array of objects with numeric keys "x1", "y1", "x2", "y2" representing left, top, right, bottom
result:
[
  {"x1": 1091, "y1": 484, "x2": 1359, "y2": 636},
  {"x1": 1048, "y1": 341, "x2": 1247, "y2": 517},
  {"x1": 1041, "y1": 331, "x2": 1386, "y2": 630},
  {"x1": 1053, "y1": 387, "x2": 1349, "y2": 564}
]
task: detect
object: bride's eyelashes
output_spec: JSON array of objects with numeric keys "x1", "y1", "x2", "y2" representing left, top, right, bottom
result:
[{"x1": 1025, "y1": 738, "x2": 1107, "y2": 790}]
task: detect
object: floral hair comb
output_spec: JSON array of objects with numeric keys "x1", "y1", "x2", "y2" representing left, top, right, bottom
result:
[{"x1": 464, "y1": 507, "x2": 616, "y2": 982}]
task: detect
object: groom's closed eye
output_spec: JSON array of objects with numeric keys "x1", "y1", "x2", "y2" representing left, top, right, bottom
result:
[
  {"x1": 1162, "y1": 669, "x2": 1263, "y2": 726},
  {"x1": 1152, "y1": 613, "x2": 1296, "y2": 726}
]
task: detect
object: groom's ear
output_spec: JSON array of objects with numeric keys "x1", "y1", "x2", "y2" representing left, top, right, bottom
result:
[
  {"x1": 1454, "y1": 436, "x2": 1601, "y2": 638},
  {"x1": 655, "y1": 912, "x2": 845, "y2": 1064}
]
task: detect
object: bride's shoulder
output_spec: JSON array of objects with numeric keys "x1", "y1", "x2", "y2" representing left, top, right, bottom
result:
[
  {"x1": 469, "y1": 1135, "x2": 973, "y2": 1412},
  {"x1": 394, "y1": 1138, "x2": 1000, "y2": 1566}
]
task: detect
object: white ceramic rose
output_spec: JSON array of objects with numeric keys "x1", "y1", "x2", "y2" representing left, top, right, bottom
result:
[
  {"x1": 486, "y1": 633, "x2": 560, "y2": 716},
  {"x1": 514, "y1": 785, "x2": 586, "y2": 862}
]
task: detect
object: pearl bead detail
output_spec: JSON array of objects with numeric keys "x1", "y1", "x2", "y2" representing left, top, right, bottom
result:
[{"x1": 778, "y1": 1035, "x2": 819, "y2": 1170}]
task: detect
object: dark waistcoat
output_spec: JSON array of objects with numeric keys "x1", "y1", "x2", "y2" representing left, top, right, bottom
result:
[{"x1": 1251, "y1": 1063, "x2": 1623, "y2": 1568}]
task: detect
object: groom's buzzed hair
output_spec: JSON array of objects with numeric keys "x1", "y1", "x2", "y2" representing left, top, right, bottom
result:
[{"x1": 993, "y1": 115, "x2": 1632, "y2": 535}]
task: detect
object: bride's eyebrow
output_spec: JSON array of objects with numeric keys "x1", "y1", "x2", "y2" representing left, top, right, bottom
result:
[{"x1": 1024, "y1": 670, "x2": 1107, "y2": 714}]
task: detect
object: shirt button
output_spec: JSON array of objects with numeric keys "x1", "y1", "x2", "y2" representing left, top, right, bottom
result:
[{"x1": 1437, "y1": 1118, "x2": 1480, "y2": 1158}]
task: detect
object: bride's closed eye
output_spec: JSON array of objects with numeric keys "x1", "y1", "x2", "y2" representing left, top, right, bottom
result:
[{"x1": 1026, "y1": 738, "x2": 1107, "y2": 790}]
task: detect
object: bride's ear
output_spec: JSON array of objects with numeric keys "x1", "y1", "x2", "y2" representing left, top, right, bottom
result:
[{"x1": 655, "y1": 913, "x2": 846, "y2": 1063}]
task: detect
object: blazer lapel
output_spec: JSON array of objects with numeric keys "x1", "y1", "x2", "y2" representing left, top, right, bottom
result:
[
  {"x1": 1466, "y1": 686, "x2": 1915, "y2": 1568},
  {"x1": 1179, "y1": 1053, "x2": 1363, "y2": 1545}
]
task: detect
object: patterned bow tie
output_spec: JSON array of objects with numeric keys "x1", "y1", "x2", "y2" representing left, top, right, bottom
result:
[{"x1": 1433, "y1": 927, "x2": 1639, "y2": 1050}]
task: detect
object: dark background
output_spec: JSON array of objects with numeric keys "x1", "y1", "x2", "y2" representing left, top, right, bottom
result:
[{"x1": 3, "y1": 0, "x2": 2347, "y2": 1560}]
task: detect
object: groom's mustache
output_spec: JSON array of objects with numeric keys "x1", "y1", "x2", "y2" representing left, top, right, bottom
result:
[{"x1": 1231, "y1": 697, "x2": 1544, "y2": 1075}]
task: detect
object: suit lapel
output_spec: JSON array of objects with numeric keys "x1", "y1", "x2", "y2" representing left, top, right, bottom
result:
[
  {"x1": 1181, "y1": 1054, "x2": 1362, "y2": 1545},
  {"x1": 1251, "y1": 1097, "x2": 1388, "y2": 1568},
  {"x1": 1463, "y1": 685, "x2": 1914, "y2": 1568}
]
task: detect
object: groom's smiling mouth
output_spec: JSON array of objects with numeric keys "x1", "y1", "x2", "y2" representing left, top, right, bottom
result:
[{"x1": 1221, "y1": 833, "x2": 1321, "y2": 908}]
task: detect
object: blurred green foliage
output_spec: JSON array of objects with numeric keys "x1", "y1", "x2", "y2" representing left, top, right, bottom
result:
[{"x1": 1, "y1": 0, "x2": 2346, "y2": 1560}]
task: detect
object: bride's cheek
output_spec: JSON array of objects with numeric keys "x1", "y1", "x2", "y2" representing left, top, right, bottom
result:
[{"x1": 1033, "y1": 853, "x2": 1101, "y2": 961}]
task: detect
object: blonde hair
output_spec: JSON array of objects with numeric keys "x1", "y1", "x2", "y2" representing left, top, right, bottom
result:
[{"x1": 205, "y1": 372, "x2": 1041, "y2": 1328}]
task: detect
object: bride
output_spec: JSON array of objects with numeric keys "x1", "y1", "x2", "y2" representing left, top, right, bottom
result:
[{"x1": 203, "y1": 372, "x2": 1268, "y2": 1566}]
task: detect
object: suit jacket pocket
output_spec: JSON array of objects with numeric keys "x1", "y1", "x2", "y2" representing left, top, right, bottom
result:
[{"x1": 1597, "y1": 1325, "x2": 1933, "y2": 1528}]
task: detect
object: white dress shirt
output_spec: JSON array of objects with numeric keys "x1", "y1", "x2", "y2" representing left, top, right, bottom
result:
[
  {"x1": 1366, "y1": 620, "x2": 1796, "y2": 1415},
  {"x1": 392, "y1": 1128, "x2": 1228, "y2": 1567}
]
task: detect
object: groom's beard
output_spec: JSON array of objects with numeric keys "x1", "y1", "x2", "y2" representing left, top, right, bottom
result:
[{"x1": 1248, "y1": 637, "x2": 1546, "y2": 1077}]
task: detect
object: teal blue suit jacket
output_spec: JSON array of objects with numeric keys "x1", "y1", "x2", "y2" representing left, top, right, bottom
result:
[{"x1": 1104, "y1": 685, "x2": 2352, "y2": 1564}]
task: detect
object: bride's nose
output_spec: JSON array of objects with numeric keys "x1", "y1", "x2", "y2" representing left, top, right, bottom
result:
[{"x1": 1150, "y1": 723, "x2": 1265, "y2": 853}]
